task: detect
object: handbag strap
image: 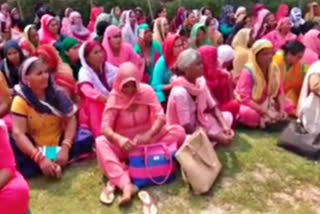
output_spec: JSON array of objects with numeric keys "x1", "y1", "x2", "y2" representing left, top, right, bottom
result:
[{"x1": 144, "y1": 143, "x2": 174, "y2": 185}]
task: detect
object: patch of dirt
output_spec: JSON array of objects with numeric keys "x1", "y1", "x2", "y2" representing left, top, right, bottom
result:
[
  {"x1": 220, "y1": 177, "x2": 234, "y2": 188},
  {"x1": 251, "y1": 164, "x2": 281, "y2": 183},
  {"x1": 200, "y1": 203, "x2": 236, "y2": 214},
  {"x1": 272, "y1": 192, "x2": 295, "y2": 206},
  {"x1": 294, "y1": 185, "x2": 320, "y2": 209}
]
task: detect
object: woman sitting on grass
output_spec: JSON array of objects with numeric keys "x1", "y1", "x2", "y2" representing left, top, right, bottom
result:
[
  {"x1": 96, "y1": 62, "x2": 185, "y2": 206},
  {"x1": 167, "y1": 48, "x2": 234, "y2": 145},
  {"x1": 11, "y1": 57, "x2": 93, "y2": 179},
  {"x1": 235, "y1": 39, "x2": 289, "y2": 128}
]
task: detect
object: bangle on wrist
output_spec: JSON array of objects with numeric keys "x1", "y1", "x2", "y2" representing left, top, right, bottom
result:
[
  {"x1": 62, "y1": 139, "x2": 72, "y2": 150},
  {"x1": 31, "y1": 150, "x2": 45, "y2": 164}
]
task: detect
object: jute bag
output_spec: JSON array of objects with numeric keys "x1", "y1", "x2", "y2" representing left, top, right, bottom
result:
[{"x1": 175, "y1": 129, "x2": 222, "y2": 194}]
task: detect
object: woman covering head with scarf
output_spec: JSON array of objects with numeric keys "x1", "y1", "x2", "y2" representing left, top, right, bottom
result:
[
  {"x1": 184, "y1": 10, "x2": 199, "y2": 32},
  {"x1": 11, "y1": 57, "x2": 93, "y2": 178},
  {"x1": 200, "y1": 7, "x2": 212, "y2": 18},
  {"x1": 235, "y1": 39, "x2": 289, "y2": 128},
  {"x1": 20, "y1": 25, "x2": 40, "y2": 57},
  {"x1": 38, "y1": 14, "x2": 62, "y2": 45},
  {"x1": 235, "y1": 6, "x2": 247, "y2": 21},
  {"x1": 152, "y1": 34, "x2": 185, "y2": 103},
  {"x1": 110, "y1": 6, "x2": 121, "y2": 26},
  {"x1": 200, "y1": 16, "x2": 223, "y2": 46},
  {"x1": 35, "y1": 45, "x2": 77, "y2": 99},
  {"x1": 102, "y1": 25, "x2": 142, "y2": 69},
  {"x1": 78, "y1": 41, "x2": 118, "y2": 137},
  {"x1": 273, "y1": 41, "x2": 306, "y2": 116},
  {"x1": 305, "y1": 2, "x2": 320, "y2": 22},
  {"x1": 302, "y1": 29, "x2": 320, "y2": 66},
  {"x1": 297, "y1": 61, "x2": 320, "y2": 133},
  {"x1": 61, "y1": 8, "x2": 73, "y2": 35},
  {"x1": 167, "y1": 48, "x2": 234, "y2": 144},
  {"x1": 219, "y1": 5, "x2": 235, "y2": 41},
  {"x1": 121, "y1": 10, "x2": 138, "y2": 47},
  {"x1": 190, "y1": 23, "x2": 211, "y2": 48},
  {"x1": 226, "y1": 14, "x2": 251, "y2": 45},
  {"x1": 67, "y1": 11, "x2": 90, "y2": 42},
  {"x1": 0, "y1": 40, "x2": 24, "y2": 88},
  {"x1": 87, "y1": 7, "x2": 103, "y2": 33},
  {"x1": 134, "y1": 24, "x2": 163, "y2": 83},
  {"x1": 57, "y1": 37, "x2": 81, "y2": 80},
  {"x1": 153, "y1": 17, "x2": 169, "y2": 45},
  {"x1": 253, "y1": 9, "x2": 277, "y2": 40},
  {"x1": 290, "y1": 7, "x2": 305, "y2": 35},
  {"x1": 199, "y1": 46, "x2": 240, "y2": 121},
  {"x1": 231, "y1": 28, "x2": 254, "y2": 81},
  {"x1": 252, "y1": 3, "x2": 266, "y2": 25},
  {"x1": 276, "y1": 4, "x2": 290, "y2": 21},
  {"x1": 264, "y1": 17, "x2": 297, "y2": 51},
  {"x1": 96, "y1": 62, "x2": 185, "y2": 205},
  {"x1": 169, "y1": 7, "x2": 186, "y2": 33}
]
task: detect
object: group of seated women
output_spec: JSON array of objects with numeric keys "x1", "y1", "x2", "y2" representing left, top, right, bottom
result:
[{"x1": 2, "y1": 2, "x2": 320, "y2": 213}]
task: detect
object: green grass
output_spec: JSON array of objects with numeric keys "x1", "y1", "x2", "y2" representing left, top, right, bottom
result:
[{"x1": 29, "y1": 128, "x2": 320, "y2": 214}]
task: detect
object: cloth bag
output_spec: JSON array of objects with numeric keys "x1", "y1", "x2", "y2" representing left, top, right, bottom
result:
[
  {"x1": 129, "y1": 142, "x2": 177, "y2": 188},
  {"x1": 175, "y1": 129, "x2": 222, "y2": 194},
  {"x1": 300, "y1": 93, "x2": 320, "y2": 134},
  {"x1": 278, "y1": 121, "x2": 320, "y2": 159}
]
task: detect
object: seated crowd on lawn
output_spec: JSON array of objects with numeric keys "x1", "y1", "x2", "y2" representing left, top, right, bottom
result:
[{"x1": 1, "y1": 1, "x2": 320, "y2": 213}]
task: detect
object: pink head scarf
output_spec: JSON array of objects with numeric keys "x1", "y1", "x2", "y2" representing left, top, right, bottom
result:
[
  {"x1": 303, "y1": 29, "x2": 320, "y2": 55},
  {"x1": 102, "y1": 25, "x2": 141, "y2": 67},
  {"x1": 87, "y1": 7, "x2": 103, "y2": 32},
  {"x1": 276, "y1": 4, "x2": 289, "y2": 21},
  {"x1": 105, "y1": 62, "x2": 163, "y2": 120},
  {"x1": 253, "y1": 9, "x2": 271, "y2": 39},
  {"x1": 68, "y1": 11, "x2": 90, "y2": 41},
  {"x1": 38, "y1": 14, "x2": 58, "y2": 45}
]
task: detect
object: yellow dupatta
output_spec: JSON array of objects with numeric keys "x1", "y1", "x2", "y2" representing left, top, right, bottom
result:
[{"x1": 245, "y1": 39, "x2": 281, "y2": 102}]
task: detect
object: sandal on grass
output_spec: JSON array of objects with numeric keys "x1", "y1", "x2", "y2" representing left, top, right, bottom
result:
[
  {"x1": 138, "y1": 191, "x2": 158, "y2": 214},
  {"x1": 100, "y1": 181, "x2": 115, "y2": 205}
]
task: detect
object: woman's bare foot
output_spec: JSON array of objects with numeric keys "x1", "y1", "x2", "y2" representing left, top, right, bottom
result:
[{"x1": 119, "y1": 183, "x2": 138, "y2": 206}]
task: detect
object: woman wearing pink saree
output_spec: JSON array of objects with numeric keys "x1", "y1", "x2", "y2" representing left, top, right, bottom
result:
[
  {"x1": 264, "y1": 18, "x2": 297, "y2": 51},
  {"x1": 96, "y1": 62, "x2": 185, "y2": 205},
  {"x1": 102, "y1": 25, "x2": 142, "y2": 68},
  {"x1": 0, "y1": 120, "x2": 29, "y2": 214}
]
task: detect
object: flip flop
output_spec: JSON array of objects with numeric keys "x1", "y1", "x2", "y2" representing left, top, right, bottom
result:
[
  {"x1": 100, "y1": 181, "x2": 115, "y2": 205},
  {"x1": 138, "y1": 191, "x2": 158, "y2": 214}
]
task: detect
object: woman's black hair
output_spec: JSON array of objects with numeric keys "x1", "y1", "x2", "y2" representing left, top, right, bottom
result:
[
  {"x1": 179, "y1": 27, "x2": 190, "y2": 37},
  {"x1": 283, "y1": 40, "x2": 305, "y2": 55},
  {"x1": 96, "y1": 21, "x2": 110, "y2": 36}
]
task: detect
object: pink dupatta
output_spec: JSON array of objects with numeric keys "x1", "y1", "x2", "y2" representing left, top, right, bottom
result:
[
  {"x1": 38, "y1": 14, "x2": 58, "y2": 45},
  {"x1": 171, "y1": 76, "x2": 217, "y2": 129}
]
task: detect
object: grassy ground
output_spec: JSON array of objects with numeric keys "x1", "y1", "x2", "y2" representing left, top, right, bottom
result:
[{"x1": 29, "y1": 128, "x2": 320, "y2": 214}]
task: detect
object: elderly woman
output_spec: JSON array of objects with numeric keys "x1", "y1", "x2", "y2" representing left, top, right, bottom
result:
[
  {"x1": 273, "y1": 41, "x2": 306, "y2": 116},
  {"x1": 167, "y1": 48, "x2": 234, "y2": 145},
  {"x1": 235, "y1": 39, "x2": 288, "y2": 128},
  {"x1": 298, "y1": 61, "x2": 320, "y2": 133},
  {"x1": 0, "y1": 121, "x2": 29, "y2": 214},
  {"x1": 78, "y1": 41, "x2": 118, "y2": 137},
  {"x1": 11, "y1": 57, "x2": 93, "y2": 178},
  {"x1": 96, "y1": 62, "x2": 185, "y2": 205},
  {"x1": 264, "y1": 18, "x2": 297, "y2": 51},
  {"x1": 134, "y1": 24, "x2": 163, "y2": 83},
  {"x1": 152, "y1": 34, "x2": 185, "y2": 104}
]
